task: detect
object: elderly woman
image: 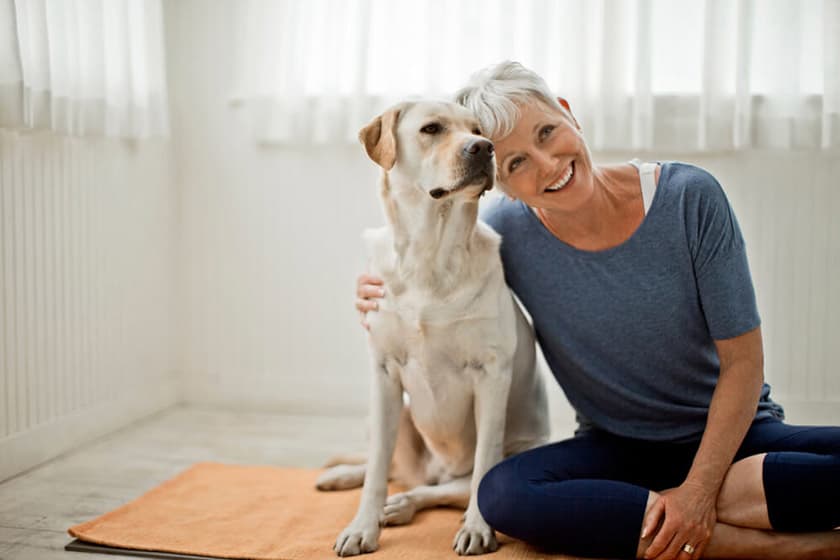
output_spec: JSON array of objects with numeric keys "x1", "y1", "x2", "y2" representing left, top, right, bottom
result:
[{"x1": 355, "y1": 61, "x2": 840, "y2": 560}]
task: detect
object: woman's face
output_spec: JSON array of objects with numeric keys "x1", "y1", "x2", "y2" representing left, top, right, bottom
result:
[{"x1": 493, "y1": 100, "x2": 594, "y2": 211}]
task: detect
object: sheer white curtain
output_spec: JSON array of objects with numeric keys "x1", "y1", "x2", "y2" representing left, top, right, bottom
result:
[
  {"x1": 233, "y1": 0, "x2": 839, "y2": 151},
  {"x1": 0, "y1": 0, "x2": 169, "y2": 138}
]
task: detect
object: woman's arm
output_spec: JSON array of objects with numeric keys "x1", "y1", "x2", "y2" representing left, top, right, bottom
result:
[
  {"x1": 686, "y1": 326, "x2": 765, "y2": 499},
  {"x1": 643, "y1": 326, "x2": 765, "y2": 560}
]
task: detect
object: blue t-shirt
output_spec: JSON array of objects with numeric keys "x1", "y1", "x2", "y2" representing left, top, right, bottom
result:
[{"x1": 479, "y1": 161, "x2": 784, "y2": 443}]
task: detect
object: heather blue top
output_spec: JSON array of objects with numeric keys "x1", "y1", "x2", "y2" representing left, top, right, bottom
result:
[{"x1": 479, "y1": 161, "x2": 784, "y2": 443}]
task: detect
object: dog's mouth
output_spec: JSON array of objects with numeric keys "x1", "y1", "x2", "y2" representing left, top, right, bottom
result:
[{"x1": 429, "y1": 170, "x2": 494, "y2": 200}]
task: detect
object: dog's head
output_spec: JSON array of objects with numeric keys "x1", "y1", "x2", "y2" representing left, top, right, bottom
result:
[{"x1": 359, "y1": 100, "x2": 495, "y2": 200}]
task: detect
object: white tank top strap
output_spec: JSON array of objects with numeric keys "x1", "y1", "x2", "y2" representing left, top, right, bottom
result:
[{"x1": 629, "y1": 159, "x2": 657, "y2": 215}]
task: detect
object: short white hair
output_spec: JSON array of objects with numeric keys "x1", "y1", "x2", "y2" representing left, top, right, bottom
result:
[{"x1": 454, "y1": 60, "x2": 564, "y2": 140}]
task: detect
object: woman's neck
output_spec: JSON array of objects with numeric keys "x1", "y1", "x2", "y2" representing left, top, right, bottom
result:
[{"x1": 535, "y1": 164, "x2": 643, "y2": 250}]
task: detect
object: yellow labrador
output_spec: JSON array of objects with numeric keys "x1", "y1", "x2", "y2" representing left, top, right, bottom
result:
[{"x1": 318, "y1": 100, "x2": 549, "y2": 556}]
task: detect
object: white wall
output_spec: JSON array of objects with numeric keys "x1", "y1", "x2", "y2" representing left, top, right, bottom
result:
[
  {"x1": 165, "y1": 1, "x2": 840, "y2": 437},
  {"x1": 0, "y1": 131, "x2": 179, "y2": 482},
  {"x1": 165, "y1": 1, "x2": 379, "y2": 416}
]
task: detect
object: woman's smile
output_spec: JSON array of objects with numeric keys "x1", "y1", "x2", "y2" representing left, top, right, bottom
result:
[{"x1": 544, "y1": 161, "x2": 575, "y2": 193}]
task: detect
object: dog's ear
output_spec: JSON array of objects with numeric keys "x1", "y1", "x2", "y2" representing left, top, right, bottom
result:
[{"x1": 359, "y1": 107, "x2": 401, "y2": 170}]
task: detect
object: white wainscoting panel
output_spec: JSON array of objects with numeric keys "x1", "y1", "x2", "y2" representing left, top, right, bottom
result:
[{"x1": 0, "y1": 130, "x2": 179, "y2": 482}]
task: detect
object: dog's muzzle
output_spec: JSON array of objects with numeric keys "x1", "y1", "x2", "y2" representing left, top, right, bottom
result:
[{"x1": 429, "y1": 139, "x2": 495, "y2": 200}]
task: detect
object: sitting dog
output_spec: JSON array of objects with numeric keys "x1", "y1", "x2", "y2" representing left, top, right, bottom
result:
[{"x1": 317, "y1": 100, "x2": 550, "y2": 557}]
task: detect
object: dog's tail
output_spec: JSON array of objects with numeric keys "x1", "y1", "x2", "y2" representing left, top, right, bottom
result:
[{"x1": 322, "y1": 453, "x2": 366, "y2": 467}]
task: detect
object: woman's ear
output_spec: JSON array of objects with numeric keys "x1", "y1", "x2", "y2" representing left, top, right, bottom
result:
[{"x1": 557, "y1": 97, "x2": 581, "y2": 131}]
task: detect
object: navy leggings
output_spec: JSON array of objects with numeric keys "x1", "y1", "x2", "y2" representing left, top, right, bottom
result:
[{"x1": 477, "y1": 418, "x2": 840, "y2": 559}]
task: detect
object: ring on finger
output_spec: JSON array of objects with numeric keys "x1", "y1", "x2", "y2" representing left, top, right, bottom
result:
[{"x1": 682, "y1": 543, "x2": 695, "y2": 555}]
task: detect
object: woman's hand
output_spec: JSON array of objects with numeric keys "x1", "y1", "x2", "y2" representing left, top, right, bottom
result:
[
  {"x1": 356, "y1": 273, "x2": 385, "y2": 330},
  {"x1": 642, "y1": 481, "x2": 717, "y2": 560}
]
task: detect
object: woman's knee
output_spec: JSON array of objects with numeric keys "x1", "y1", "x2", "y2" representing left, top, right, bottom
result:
[
  {"x1": 717, "y1": 454, "x2": 771, "y2": 529},
  {"x1": 763, "y1": 451, "x2": 840, "y2": 532},
  {"x1": 477, "y1": 442, "x2": 583, "y2": 532}
]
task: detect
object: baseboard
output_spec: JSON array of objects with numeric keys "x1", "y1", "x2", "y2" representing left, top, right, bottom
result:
[{"x1": 0, "y1": 377, "x2": 179, "y2": 483}]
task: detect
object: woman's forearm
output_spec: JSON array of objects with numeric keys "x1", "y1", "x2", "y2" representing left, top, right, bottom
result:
[{"x1": 686, "y1": 328, "x2": 765, "y2": 492}]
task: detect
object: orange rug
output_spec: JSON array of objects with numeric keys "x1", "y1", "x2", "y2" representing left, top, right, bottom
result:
[{"x1": 67, "y1": 462, "x2": 581, "y2": 560}]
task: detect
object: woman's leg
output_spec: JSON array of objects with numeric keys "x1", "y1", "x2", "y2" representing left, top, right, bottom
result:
[
  {"x1": 728, "y1": 420, "x2": 840, "y2": 532},
  {"x1": 477, "y1": 432, "x2": 692, "y2": 559},
  {"x1": 716, "y1": 453, "x2": 770, "y2": 528},
  {"x1": 637, "y1": 420, "x2": 840, "y2": 559},
  {"x1": 478, "y1": 422, "x2": 840, "y2": 559},
  {"x1": 638, "y1": 491, "x2": 840, "y2": 560}
]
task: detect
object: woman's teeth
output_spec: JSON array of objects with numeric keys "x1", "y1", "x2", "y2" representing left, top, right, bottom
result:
[{"x1": 545, "y1": 163, "x2": 574, "y2": 192}]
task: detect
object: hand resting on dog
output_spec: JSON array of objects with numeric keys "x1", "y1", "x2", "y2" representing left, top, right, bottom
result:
[{"x1": 356, "y1": 273, "x2": 384, "y2": 331}]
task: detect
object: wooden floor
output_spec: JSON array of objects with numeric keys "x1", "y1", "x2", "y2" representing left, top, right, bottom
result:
[{"x1": 0, "y1": 404, "x2": 368, "y2": 560}]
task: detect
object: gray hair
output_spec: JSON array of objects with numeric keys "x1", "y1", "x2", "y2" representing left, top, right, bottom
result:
[{"x1": 454, "y1": 61, "x2": 564, "y2": 140}]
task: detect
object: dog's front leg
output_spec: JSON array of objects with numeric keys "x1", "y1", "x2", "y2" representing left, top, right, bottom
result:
[
  {"x1": 334, "y1": 359, "x2": 403, "y2": 557},
  {"x1": 453, "y1": 357, "x2": 512, "y2": 556}
]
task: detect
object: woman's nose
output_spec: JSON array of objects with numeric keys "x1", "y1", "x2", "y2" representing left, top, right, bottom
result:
[{"x1": 531, "y1": 150, "x2": 555, "y2": 178}]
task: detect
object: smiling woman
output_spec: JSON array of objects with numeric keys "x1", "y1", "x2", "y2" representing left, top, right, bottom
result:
[
  {"x1": 461, "y1": 60, "x2": 840, "y2": 560},
  {"x1": 357, "y1": 60, "x2": 840, "y2": 560}
]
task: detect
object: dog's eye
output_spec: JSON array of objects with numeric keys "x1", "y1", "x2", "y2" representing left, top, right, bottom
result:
[
  {"x1": 472, "y1": 128, "x2": 482, "y2": 136},
  {"x1": 420, "y1": 123, "x2": 442, "y2": 134}
]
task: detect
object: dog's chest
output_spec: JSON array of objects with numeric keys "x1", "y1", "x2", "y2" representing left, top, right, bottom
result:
[
  {"x1": 371, "y1": 291, "x2": 499, "y2": 439},
  {"x1": 362, "y1": 225, "x2": 509, "y2": 391},
  {"x1": 369, "y1": 285, "x2": 501, "y2": 361}
]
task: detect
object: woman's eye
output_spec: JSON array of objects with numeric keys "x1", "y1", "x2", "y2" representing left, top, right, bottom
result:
[
  {"x1": 539, "y1": 125, "x2": 555, "y2": 139},
  {"x1": 420, "y1": 123, "x2": 442, "y2": 134},
  {"x1": 509, "y1": 157, "x2": 524, "y2": 173}
]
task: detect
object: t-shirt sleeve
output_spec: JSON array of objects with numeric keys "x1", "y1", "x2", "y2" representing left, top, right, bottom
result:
[{"x1": 684, "y1": 167, "x2": 761, "y2": 340}]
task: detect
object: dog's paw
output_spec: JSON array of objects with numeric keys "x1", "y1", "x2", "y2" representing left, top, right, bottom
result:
[
  {"x1": 380, "y1": 492, "x2": 417, "y2": 526},
  {"x1": 334, "y1": 522, "x2": 380, "y2": 557},
  {"x1": 452, "y1": 520, "x2": 499, "y2": 556},
  {"x1": 316, "y1": 464, "x2": 366, "y2": 491}
]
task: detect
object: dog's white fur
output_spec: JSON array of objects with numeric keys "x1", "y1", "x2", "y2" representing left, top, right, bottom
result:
[{"x1": 318, "y1": 100, "x2": 549, "y2": 556}]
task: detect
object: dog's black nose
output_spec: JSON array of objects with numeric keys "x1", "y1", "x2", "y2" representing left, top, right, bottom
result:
[{"x1": 463, "y1": 139, "x2": 494, "y2": 160}]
